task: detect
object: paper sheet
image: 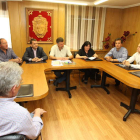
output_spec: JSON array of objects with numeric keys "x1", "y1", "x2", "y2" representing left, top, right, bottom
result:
[{"x1": 88, "y1": 57, "x2": 96, "y2": 60}]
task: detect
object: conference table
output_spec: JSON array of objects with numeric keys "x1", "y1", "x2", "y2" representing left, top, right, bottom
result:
[{"x1": 15, "y1": 59, "x2": 140, "y2": 121}]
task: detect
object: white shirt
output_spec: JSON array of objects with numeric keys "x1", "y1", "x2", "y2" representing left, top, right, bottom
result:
[
  {"x1": 50, "y1": 44, "x2": 72, "y2": 57},
  {"x1": 0, "y1": 97, "x2": 43, "y2": 139},
  {"x1": 127, "y1": 52, "x2": 140, "y2": 69},
  {"x1": 32, "y1": 48, "x2": 37, "y2": 58}
]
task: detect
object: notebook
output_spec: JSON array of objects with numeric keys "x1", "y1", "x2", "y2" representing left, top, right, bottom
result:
[
  {"x1": 16, "y1": 84, "x2": 33, "y2": 98},
  {"x1": 129, "y1": 71, "x2": 140, "y2": 78},
  {"x1": 115, "y1": 64, "x2": 140, "y2": 70}
]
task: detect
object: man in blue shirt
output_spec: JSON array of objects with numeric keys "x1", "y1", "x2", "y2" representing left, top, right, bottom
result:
[
  {"x1": 104, "y1": 38, "x2": 128, "y2": 86},
  {"x1": 0, "y1": 38, "x2": 22, "y2": 63},
  {"x1": 105, "y1": 38, "x2": 128, "y2": 62}
]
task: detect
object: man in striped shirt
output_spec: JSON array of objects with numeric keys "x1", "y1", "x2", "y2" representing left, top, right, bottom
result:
[{"x1": 0, "y1": 62, "x2": 46, "y2": 139}]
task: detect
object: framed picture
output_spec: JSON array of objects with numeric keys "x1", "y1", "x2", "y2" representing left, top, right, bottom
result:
[{"x1": 26, "y1": 8, "x2": 53, "y2": 43}]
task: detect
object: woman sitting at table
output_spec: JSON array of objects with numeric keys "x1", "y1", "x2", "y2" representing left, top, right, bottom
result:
[
  {"x1": 76, "y1": 41, "x2": 100, "y2": 84},
  {"x1": 123, "y1": 43, "x2": 140, "y2": 69}
]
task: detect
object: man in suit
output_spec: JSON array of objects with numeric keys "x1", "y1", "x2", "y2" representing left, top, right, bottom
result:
[
  {"x1": 23, "y1": 39, "x2": 48, "y2": 62},
  {"x1": 0, "y1": 38, "x2": 22, "y2": 63}
]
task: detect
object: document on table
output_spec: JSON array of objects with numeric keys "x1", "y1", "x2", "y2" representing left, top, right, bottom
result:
[
  {"x1": 88, "y1": 57, "x2": 96, "y2": 60},
  {"x1": 51, "y1": 60, "x2": 73, "y2": 66},
  {"x1": 61, "y1": 60, "x2": 72, "y2": 63},
  {"x1": 51, "y1": 60, "x2": 63, "y2": 66},
  {"x1": 130, "y1": 64, "x2": 140, "y2": 69}
]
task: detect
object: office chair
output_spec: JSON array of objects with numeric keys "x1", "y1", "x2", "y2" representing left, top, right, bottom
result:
[
  {"x1": 0, "y1": 133, "x2": 41, "y2": 140},
  {"x1": 0, "y1": 134, "x2": 28, "y2": 140},
  {"x1": 73, "y1": 52, "x2": 83, "y2": 84},
  {"x1": 47, "y1": 51, "x2": 57, "y2": 86}
]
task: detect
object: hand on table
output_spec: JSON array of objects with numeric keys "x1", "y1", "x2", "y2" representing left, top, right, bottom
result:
[
  {"x1": 105, "y1": 56, "x2": 112, "y2": 62},
  {"x1": 122, "y1": 60, "x2": 130, "y2": 66}
]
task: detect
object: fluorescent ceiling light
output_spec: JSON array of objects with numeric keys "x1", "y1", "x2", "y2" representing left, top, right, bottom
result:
[
  {"x1": 5, "y1": 0, "x2": 22, "y2": 1},
  {"x1": 33, "y1": 0, "x2": 88, "y2": 5},
  {"x1": 94, "y1": 0, "x2": 108, "y2": 5}
]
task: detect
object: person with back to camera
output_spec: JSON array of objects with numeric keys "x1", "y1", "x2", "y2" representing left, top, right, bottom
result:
[{"x1": 0, "y1": 61, "x2": 46, "y2": 139}]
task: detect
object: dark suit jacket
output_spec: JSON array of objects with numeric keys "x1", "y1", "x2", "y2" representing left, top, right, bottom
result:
[{"x1": 22, "y1": 46, "x2": 48, "y2": 61}]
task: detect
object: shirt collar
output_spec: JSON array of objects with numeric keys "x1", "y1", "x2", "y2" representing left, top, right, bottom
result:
[
  {"x1": 57, "y1": 44, "x2": 64, "y2": 51},
  {"x1": 0, "y1": 48, "x2": 8, "y2": 53},
  {"x1": 0, "y1": 96, "x2": 16, "y2": 102},
  {"x1": 115, "y1": 47, "x2": 122, "y2": 52},
  {"x1": 32, "y1": 48, "x2": 37, "y2": 52}
]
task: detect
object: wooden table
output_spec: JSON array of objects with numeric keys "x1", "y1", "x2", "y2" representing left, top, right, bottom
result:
[
  {"x1": 15, "y1": 59, "x2": 140, "y2": 121},
  {"x1": 15, "y1": 63, "x2": 49, "y2": 102}
]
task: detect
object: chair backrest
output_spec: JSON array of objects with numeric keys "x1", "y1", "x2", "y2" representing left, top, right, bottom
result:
[
  {"x1": 127, "y1": 55, "x2": 131, "y2": 59},
  {"x1": 74, "y1": 52, "x2": 78, "y2": 58},
  {"x1": 0, "y1": 134, "x2": 28, "y2": 140}
]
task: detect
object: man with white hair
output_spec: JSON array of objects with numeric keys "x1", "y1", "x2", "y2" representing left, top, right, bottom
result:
[
  {"x1": 0, "y1": 62, "x2": 46, "y2": 139},
  {"x1": 0, "y1": 38, "x2": 22, "y2": 63}
]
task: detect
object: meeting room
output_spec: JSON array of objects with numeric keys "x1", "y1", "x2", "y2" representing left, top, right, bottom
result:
[{"x1": 0, "y1": 0, "x2": 140, "y2": 140}]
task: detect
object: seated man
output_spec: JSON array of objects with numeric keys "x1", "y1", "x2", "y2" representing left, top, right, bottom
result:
[
  {"x1": 0, "y1": 38, "x2": 22, "y2": 63},
  {"x1": 50, "y1": 37, "x2": 73, "y2": 86},
  {"x1": 104, "y1": 38, "x2": 128, "y2": 86},
  {"x1": 0, "y1": 61, "x2": 46, "y2": 139},
  {"x1": 123, "y1": 43, "x2": 140, "y2": 68},
  {"x1": 22, "y1": 39, "x2": 48, "y2": 62},
  {"x1": 105, "y1": 38, "x2": 128, "y2": 62}
]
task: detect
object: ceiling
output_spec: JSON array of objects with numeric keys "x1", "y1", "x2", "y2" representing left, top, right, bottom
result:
[{"x1": 5, "y1": 0, "x2": 140, "y2": 8}]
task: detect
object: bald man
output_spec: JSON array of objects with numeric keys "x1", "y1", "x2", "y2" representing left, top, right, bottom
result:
[{"x1": 0, "y1": 38, "x2": 22, "y2": 63}]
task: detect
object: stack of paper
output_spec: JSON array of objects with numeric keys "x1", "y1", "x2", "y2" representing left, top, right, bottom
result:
[
  {"x1": 51, "y1": 60, "x2": 63, "y2": 66},
  {"x1": 61, "y1": 60, "x2": 72, "y2": 64}
]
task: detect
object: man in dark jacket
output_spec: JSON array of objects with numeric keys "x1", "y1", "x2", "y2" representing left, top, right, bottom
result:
[{"x1": 23, "y1": 39, "x2": 48, "y2": 62}]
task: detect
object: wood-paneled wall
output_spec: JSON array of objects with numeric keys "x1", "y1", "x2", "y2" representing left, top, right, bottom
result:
[
  {"x1": 104, "y1": 8, "x2": 123, "y2": 47},
  {"x1": 7, "y1": 1, "x2": 140, "y2": 57},
  {"x1": 8, "y1": 1, "x2": 65, "y2": 58},
  {"x1": 120, "y1": 6, "x2": 140, "y2": 56},
  {"x1": 103, "y1": 6, "x2": 140, "y2": 56}
]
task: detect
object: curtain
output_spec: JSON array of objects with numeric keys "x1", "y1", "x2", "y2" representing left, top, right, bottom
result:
[
  {"x1": 0, "y1": 2, "x2": 12, "y2": 48},
  {"x1": 66, "y1": 5, "x2": 106, "y2": 50}
]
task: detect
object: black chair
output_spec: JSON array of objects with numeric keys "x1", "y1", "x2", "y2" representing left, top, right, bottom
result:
[
  {"x1": 0, "y1": 134, "x2": 28, "y2": 140},
  {"x1": 73, "y1": 52, "x2": 83, "y2": 84},
  {"x1": 48, "y1": 51, "x2": 57, "y2": 85}
]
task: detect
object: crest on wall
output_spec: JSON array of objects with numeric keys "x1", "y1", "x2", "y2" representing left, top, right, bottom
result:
[{"x1": 26, "y1": 8, "x2": 53, "y2": 43}]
